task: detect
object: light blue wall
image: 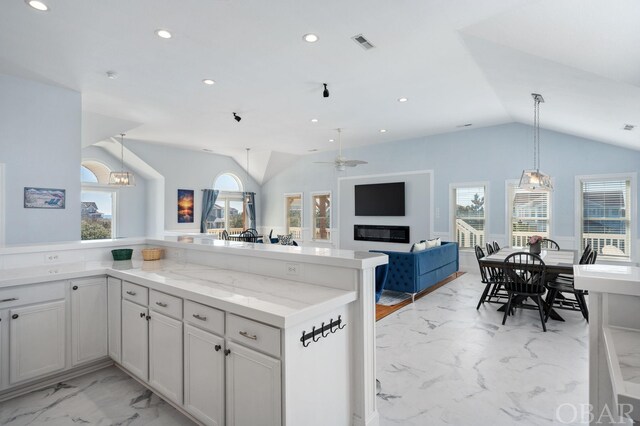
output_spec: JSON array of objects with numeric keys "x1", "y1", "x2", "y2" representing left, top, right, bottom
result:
[
  {"x1": 0, "y1": 74, "x2": 81, "y2": 245},
  {"x1": 261, "y1": 123, "x2": 640, "y2": 251},
  {"x1": 81, "y1": 146, "x2": 148, "y2": 238},
  {"x1": 125, "y1": 141, "x2": 260, "y2": 232}
]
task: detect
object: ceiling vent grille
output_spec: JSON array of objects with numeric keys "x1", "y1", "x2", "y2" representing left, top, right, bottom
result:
[
  {"x1": 623, "y1": 124, "x2": 635, "y2": 131},
  {"x1": 352, "y1": 34, "x2": 375, "y2": 50}
]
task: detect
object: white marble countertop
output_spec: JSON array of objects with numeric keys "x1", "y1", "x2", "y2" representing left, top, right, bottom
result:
[
  {"x1": 0, "y1": 260, "x2": 356, "y2": 328},
  {"x1": 574, "y1": 264, "x2": 640, "y2": 296}
]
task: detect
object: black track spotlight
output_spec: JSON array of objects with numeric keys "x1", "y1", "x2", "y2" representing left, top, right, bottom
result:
[
  {"x1": 323, "y1": 83, "x2": 329, "y2": 98},
  {"x1": 233, "y1": 112, "x2": 241, "y2": 122}
]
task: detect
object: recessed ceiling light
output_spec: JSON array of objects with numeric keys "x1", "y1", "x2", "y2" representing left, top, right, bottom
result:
[
  {"x1": 308, "y1": 149, "x2": 318, "y2": 152},
  {"x1": 397, "y1": 97, "x2": 408, "y2": 103},
  {"x1": 328, "y1": 139, "x2": 335, "y2": 142},
  {"x1": 155, "y1": 29, "x2": 172, "y2": 39},
  {"x1": 202, "y1": 79, "x2": 215, "y2": 85},
  {"x1": 379, "y1": 129, "x2": 387, "y2": 133},
  {"x1": 310, "y1": 118, "x2": 318, "y2": 123},
  {"x1": 303, "y1": 33, "x2": 319, "y2": 43},
  {"x1": 25, "y1": 0, "x2": 49, "y2": 11}
]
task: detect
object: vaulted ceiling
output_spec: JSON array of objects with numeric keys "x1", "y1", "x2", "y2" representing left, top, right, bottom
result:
[{"x1": 1, "y1": 0, "x2": 639, "y2": 184}]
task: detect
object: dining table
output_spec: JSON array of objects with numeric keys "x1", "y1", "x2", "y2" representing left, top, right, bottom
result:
[
  {"x1": 479, "y1": 247, "x2": 579, "y2": 321},
  {"x1": 227, "y1": 233, "x2": 263, "y2": 242}
]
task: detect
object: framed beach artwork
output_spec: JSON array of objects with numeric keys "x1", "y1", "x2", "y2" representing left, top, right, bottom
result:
[
  {"x1": 24, "y1": 187, "x2": 66, "y2": 209},
  {"x1": 177, "y1": 189, "x2": 194, "y2": 223}
]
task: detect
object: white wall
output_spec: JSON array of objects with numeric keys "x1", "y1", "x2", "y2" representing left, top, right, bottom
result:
[
  {"x1": 0, "y1": 74, "x2": 81, "y2": 245},
  {"x1": 261, "y1": 123, "x2": 640, "y2": 263},
  {"x1": 81, "y1": 145, "x2": 148, "y2": 238},
  {"x1": 125, "y1": 141, "x2": 260, "y2": 232},
  {"x1": 339, "y1": 171, "x2": 431, "y2": 251}
]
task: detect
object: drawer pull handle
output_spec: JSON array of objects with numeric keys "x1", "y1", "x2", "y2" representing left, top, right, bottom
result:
[
  {"x1": 140, "y1": 312, "x2": 146, "y2": 318},
  {"x1": 224, "y1": 349, "x2": 231, "y2": 356},
  {"x1": 239, "y1": 331, "x2": 258, "y2": 340},
  {"x1": 193, "y1": 314, "x2": 207, "y2": 321},
  {"x1": 126, "y1": 291, "x2": 137, "y2": 296},
  {"x1": 12, "y1": 314, "x2": 19, "y2": 319},
  {"x1": 1, "y1": 298, "x2": 18, "y2": 303},
  {"x1": 72, "y1": 285, "x2": 78, "y2": 291},
  {"x1": 155, "y1": 302, "x2": 168, "y2": 308},
  {"x1": 214, "y1": 344, "x2": 222, "y2": 352}
]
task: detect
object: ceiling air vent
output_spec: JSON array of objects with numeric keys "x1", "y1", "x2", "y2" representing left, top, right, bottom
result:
[
  {"x1": 623, "y1": 124, "x2": 635, "y2": 131},
  {"x1": 352, "y1": 34, "x2": 375, "y2": 50}
]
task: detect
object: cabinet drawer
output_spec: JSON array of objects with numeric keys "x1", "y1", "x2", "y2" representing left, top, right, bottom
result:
[
  {"x1": 122, "y1": 281, "x2": 148, "y2": 306},
  {"x1": 150, "y1": 290, "x2": 182, "y2": 319},
  {"x1": 184, "y1": 300, "x2": 224, "y2": 336},
  {"x1": 0, "y1": 281, "x2": 65, "y2": 309},
  {"x1": 226, "y1": 314, "x2": 281, "y2": 358}
]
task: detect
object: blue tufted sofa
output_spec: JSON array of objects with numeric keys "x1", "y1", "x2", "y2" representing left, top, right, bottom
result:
[{"x1": 370, "y1": 241, "x2": 459, "y2": 299}]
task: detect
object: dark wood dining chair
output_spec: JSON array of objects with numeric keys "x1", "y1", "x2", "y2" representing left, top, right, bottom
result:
[
  {"x1": 485, "y1": 243, "x2": 495, "y2": 255},
  {"x1": 492, "y1": 241, "x2": 500, "y2": 252},
  {"x1": 541, "y1": 238, "x2": 560, "y2": 250},
  {"x1": 221, "y1": 230, "x2": 229, "y2": 240},
  {"x1": 502, "y1": 252, "x2": 547, "y2": 332},
  {"x1": 239, "y1": 230, "x2": 256, "y2": 242},
  {"x1": 544, "y1": 249, "x2": 595, "y2": 322}
]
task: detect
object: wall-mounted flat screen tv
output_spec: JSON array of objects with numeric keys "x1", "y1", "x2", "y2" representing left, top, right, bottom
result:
[{"x1": 355, "y1": 182, "x2": 405, "y2": 216}]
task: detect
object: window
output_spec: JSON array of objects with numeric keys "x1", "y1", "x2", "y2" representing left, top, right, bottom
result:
[
  {"x1": 579, "y1": 177, "x2": 632, "y2": 259},
  {"x1": 508, "y1": 184, "x2": 550, "y2": 247},
  {"x1": 311, "y1": 192, "x2": 331, "y2": 241},
  {"x1": 452, "y1": 185, "x2": 485, "y2": 249},
  {"x1": 284, "y1": 193, "x2": 302, "y2": 239},
  {"x1": 81, "y1": 162, "x2": 116, "y2": 240},
  {"x1": 207, "y1": 173, "x2": 246, "y2": 237}
]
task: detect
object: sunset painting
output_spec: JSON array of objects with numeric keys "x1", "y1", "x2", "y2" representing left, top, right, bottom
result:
[{"x1": 177, "y1": 189, "x2": 194, "y2": 223}]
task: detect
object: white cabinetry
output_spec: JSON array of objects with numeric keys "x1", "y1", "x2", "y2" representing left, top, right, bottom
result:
[
  {"x1": 184, "y1": 324, "x2": 225, "y2": 426},
  {"x1": 107, "y1": 277, "x2": 122, "y2": 362},
  {"x1": 225, "y1": 340, "x2": 281, "y2": 426},
  {"x1": 121, "y1": 299, "x2": 149, "y2": 381},
  {"x1": 149, "y1": 311, "x2": 183, "y2": 404},
  {"x1": 9, "y1": 301, "x2": 66, "y2": 384},
  {"x1": 70, "y1": 278, "x2": 108, "y2": 366}
]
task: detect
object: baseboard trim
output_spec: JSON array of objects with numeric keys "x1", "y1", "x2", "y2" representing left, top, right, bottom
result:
[
  {"x1": 115, "y1": 364, "x2": 203, "y2": 426},
  {"x1": 0, "y1": 358, "x2": 114, "y2": 402}
]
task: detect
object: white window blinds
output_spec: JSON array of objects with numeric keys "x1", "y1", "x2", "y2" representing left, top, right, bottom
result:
[
  {"x1": 581, "y1": 179, "x2": 631, "y2": 258},
  {"x1": 509, "y1": 186, "x2": 550, "y2": 247}
]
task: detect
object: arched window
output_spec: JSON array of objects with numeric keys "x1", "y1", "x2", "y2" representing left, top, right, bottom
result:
[
  {"x1": 208, "y1": 173, "x2": 246, "y2": 236},
  {"x1": 80, "y1": 160, "x2": 116, "y2": 240},
  {"x1": 214, "y1": 173, "x2": 243, "y2": 192}
]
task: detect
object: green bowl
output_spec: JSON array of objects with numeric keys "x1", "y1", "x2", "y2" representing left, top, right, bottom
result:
[{"x1": 111, "y1": 249, "x2": 133, "y2": 261}]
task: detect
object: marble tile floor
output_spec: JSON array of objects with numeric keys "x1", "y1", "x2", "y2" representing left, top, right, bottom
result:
[
  {"x1": 376, "y1": 272, "x2": 589, "y2": 426},
  {"x1": 0, "y1": 367, "x2": 194, "y2": 426}
]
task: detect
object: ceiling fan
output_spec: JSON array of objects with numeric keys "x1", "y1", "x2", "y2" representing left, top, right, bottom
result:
[{"x1": 314, "y1": 128, "x2": 368, "y2": 171}]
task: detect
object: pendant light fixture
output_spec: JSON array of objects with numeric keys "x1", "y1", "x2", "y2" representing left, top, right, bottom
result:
[
  {"x1": 109, "y1": 133, "x2": 135, "y2": 186},
  {"x1": 519, "y1": 93, "x2": 552, "y2": 191}
]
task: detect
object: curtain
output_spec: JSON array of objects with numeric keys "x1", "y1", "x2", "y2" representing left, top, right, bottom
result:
[
  {"x1": 200, "y1": 189, "x2": 219, "y2": 233},
  {"x1": 244, "y1": 191, "x2": 256, "y2": 230}
]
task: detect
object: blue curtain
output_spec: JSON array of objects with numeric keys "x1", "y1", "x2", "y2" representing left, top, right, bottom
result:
[
  {"x1": 244, "y1": 192, "x2": 256, "y2": 230},
  {"x1": 200, "y1": 189, "x2": 219, "y2": 233}
]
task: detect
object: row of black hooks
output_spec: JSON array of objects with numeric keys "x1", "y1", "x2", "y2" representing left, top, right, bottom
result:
[{"x1": 300, "y1": 315, "x2": 345, "y2": 348}]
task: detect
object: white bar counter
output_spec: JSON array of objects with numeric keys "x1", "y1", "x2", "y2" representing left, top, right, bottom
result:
[{"x1": 575, "y1": 264, "x2": 640, "y2": 424}]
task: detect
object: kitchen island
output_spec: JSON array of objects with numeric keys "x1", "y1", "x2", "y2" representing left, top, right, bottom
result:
[{"x1": 0, "y1": 237, "x2": 387, "y2": 426}]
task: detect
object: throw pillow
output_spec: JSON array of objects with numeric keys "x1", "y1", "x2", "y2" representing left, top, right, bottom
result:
[
  {"x1": 410, "y1": 241, "x2": 427, "y2": 252},
  {"x1": 425, "y1": 237, "x2": 441, "y2": 248},
  {"x1": 277, "y1": 234, "x2": 293, "y2": 245}
]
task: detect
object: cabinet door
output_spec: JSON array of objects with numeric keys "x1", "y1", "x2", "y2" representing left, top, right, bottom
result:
[
  {"x1": 121, "y1": 299, "x2": 148, "y2": 381},
  {"x1": 226, "y1": 341, "x2": 281, "y2": 426},
  {"x1": 149, "y1": 311, "x2": 183, "y2": 404},
  {"x1": 184, "y1": 324, "x2": 225, "y2": 426},
  {"x1": 9, "y1": 301, "x2": 66, "y2": 384},
  {"x1": 107, "y1": 277, "x2": 122, "y2": 362},
  {"x1": 70, "y1": 278, "x2": 108, "y2": 366}
]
